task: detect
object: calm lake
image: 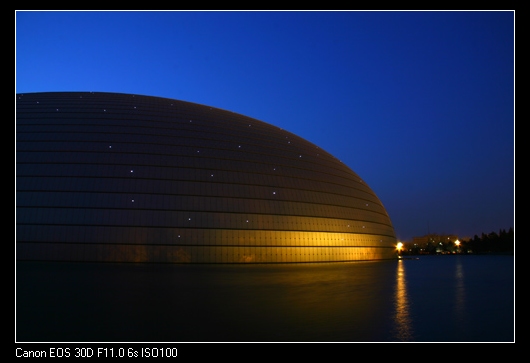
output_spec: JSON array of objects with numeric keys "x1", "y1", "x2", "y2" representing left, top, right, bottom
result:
[{"x1": 16, "y1": 255, "x2": 514, "y2": 342}]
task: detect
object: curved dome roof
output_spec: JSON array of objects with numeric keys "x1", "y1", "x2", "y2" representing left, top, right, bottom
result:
[{"x1": 16, "y1": 92, "x2": 397, "y2": 263}]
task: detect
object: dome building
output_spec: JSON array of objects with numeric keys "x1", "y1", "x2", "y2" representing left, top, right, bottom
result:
[{"x1": 16, "y1": 92, "x2": 397, "y2": 263}]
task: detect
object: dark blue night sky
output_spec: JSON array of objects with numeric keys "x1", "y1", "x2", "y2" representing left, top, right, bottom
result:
[{"x1": 15, "y1": 10, "x2": 514, "y2": 242}]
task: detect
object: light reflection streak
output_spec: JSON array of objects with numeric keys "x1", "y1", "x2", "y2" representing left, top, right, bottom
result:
[
  {"x1": 393, "y1": 259, "x2": 413, "y2": 341},
  {"x1": 454, "y1": 257, "x2": 465, "y2": 322}
]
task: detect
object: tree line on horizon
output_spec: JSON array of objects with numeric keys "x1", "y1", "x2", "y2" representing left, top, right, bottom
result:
[
  {"x1": 459, "y1": 227, "x2": 514, "y2": 254},
  {"x1": 401, "y1": 227, "x2": 513, "y2": 255}
]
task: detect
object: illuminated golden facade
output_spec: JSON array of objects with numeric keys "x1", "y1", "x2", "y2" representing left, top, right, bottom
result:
[{"x1": 16, "y1": 92, "x2": 397, "y2": 263}]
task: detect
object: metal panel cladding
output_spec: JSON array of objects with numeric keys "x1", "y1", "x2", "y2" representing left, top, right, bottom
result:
[{"x1": 16, "y1": 92, "x2": 397, "y2": 263}]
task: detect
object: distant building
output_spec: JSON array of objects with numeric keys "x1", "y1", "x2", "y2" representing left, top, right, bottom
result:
[
  {"x1": 16, "y1": 92, "x2": 397, "y2": 263},
  {"x1": 412, "y1": 234, "x2": 459, "y2": 246},
  {"x1": 409, "y1": 234, "x2": 460, "y2": 254}
]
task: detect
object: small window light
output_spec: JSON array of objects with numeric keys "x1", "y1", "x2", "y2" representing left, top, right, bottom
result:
[
  {"x1": 131, "y1": 199, "x2": 135, "y2": 202},
  {"x1": 272, "y1": 191, "x2": 276, "y2": 195},
  {"x1": 109, "y1": 145, "x2": 112, "y2": 148},
  {"x1": 188, "y1": 218, "x2": 192, "y2": 221}
]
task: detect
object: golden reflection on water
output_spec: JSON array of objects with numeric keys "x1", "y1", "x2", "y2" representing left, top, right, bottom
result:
[{"x1": 393, "y1": 259, "x2": 413, "y2": 341}]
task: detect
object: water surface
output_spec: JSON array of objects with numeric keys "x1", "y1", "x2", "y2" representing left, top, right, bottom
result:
[{"x1": 16, "y1": 255, "x2": 514, "y2": 342}]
